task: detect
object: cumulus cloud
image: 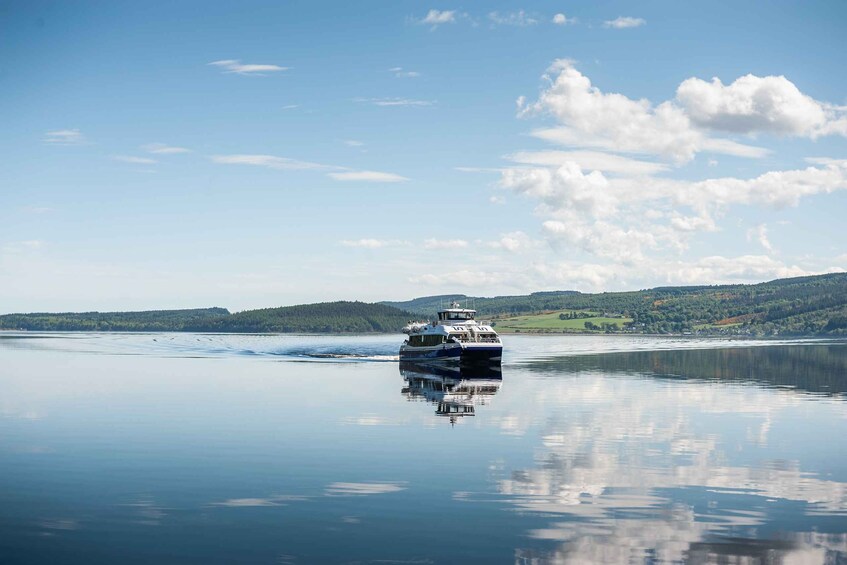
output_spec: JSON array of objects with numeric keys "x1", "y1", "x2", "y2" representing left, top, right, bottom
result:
[
  {"x1": 499, "y1": 159, "x2": 847, "y2": 262},
  {"x1": 208, "y1": 59, "x2": 289, "y2": 75},
  {"x1": 542, "y1": 218, "x2": 658, "y2": 263},
  {"x1": 501, "y1": 162, "x2": 618, "y2": 219},
  {"x1": 44, "y1": 129, "x2": 85, "y2": 145},
  {"x1": 520, "y1": 60, "x2": 768, "y2": 163},
  {"x1": 487, "y1": 231, "x2": 535, "y2": 252},
  {"x1": 419, "y1": 9, "x2": 456, "y2": 27},
  {"x1": 552, "y1": 13, "x2": 575, "y2": 25},
  {"x1": 488, "y1": 10, "x2": 538, "y2": 26},
  {"x1": 142, "y1": 143, "x2": 191, "y2": 154},
  {"x1": 328, "y1": 171, "x2": 408, "y2": 182},
  {"x1": 677, "y1": 74, "x2": 847, "y2": 137},
  {"x1": 666, "y1": 255, "x2": 807, "y2": 284},
  {"x1": 604, "y1": 16, "x2": 646, "y2": 29}
]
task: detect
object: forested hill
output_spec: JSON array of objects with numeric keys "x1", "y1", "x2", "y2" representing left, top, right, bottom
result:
[
  {"x1": 0, "y1": 302, "x2": 415, "y2": 333},
  {"x1": 383, "y1": 273, "x2": 847, "y2": 336},
  {"x1": 2, "y1": 274, "x2": 846, "y2": 335},
  {"x1": 193, "y1": 301, "x2": 413, "y2": 333},
  {"x1": 0, "y1": 307, "x2": 230, "y2": 332}
]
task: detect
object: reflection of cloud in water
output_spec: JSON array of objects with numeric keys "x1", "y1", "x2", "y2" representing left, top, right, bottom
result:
[
  {"x1": 340, "y1": 414, "x2": 407, "y2": 426},
  {"x1": 0, "y1": 407, "x2": 44, "y2": 420},
  {"x1": 492, "y1": 357, "x2": 847, "y2": 562},
  {"x1": 324, "y1": 482, "x2": 406, "y2": 496},
  {"x1": 39, "y1": 519, "x2": 79, "y2": 531},
  {"x1": 519, "y1": 513, "x2": 841, "y2": 564},
  {"x1": 210, "y1": 494, "x2": 310, "y2": 507},
  {"x1": 124, "y1": 498, "x2": 167, "y2": 525}
]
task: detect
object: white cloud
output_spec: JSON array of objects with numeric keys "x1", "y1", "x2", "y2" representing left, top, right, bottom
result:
[
  {"x1": 746, "y1": 224, "x2": 773, "y2": 252},
  {"x1": 543, "y1": 218, "x2": 658, "y2": 263},
  {"x1": 423, "y1": 238, "x2": 469, "y2": 249},
  {"x1": 356, "y1": 97, "x2": 434, "y2": 107},
  {"x1": 212, "y1": 155, "x2": 406, "y2": 183},
  {"x1": 506, "y1": 150, "x2": 669, "y2": 176},
  {"x1": 419, "y1": 9, "x2": 456, "y2": 27},
  {"x1": 521, "y1": 60, "x2": 768, "y2": 163},
  {"x1": 44, "y1": 129, "x2": 85, "y2": 145},
  {"x1": 604, "y1": 16, "x2": 646, "y2": 29},
  {"x1": 389, "y1": 67, "x2": 421, "y2": 78},
  {"x1": 328, "y1": 171, "x2": 408, "y2": 182},
  {"x1": 282, "y1": 104, "x2": 300, "y2": 110},
  {"x1": 2, "y1": 240, "x2": 45, "y2": 255},
  {"x1": 410, "y1": 254, "x2": 823, "y2": 295},
  {"x1": 552, "y1": 13, "x2": 575, "y2": 25},
  {"x1": 500, "y1": 162, "x2": 618, "y2": 219},
  {"x1": 343, "y1": 140, "x2": 365, "y2": 147},
  {"x1": 674, "y1": 160, "x2": 847, "y2": 211},
  {"x1": 488, "y1": 10, "x2": 538, "y2": 26},
  {"x1": 112, "y1": 155, "x2": 157, "y2": 165},
  {"x1": 409, "y1": 269, "x2": 511, "y2": 288},
  {"x1": 24, "y1": 207, "x2": 53, "y2": 214},
  {"x1": 677, "y1": 74, "x2": 847, "y2": 137},
  {"x1": 490, "y1": 195, "x2": 506, "y2": 205},
  {"x1": 208, "y1": 59, "x2": 289, "y2": 75},
  {"x1": 211, "y1": 154, "x2": 328, "y2": 170},
  {"x1": 666, "y1": 255, "x2": 807, "y2": 283},
  {"x1": 499, "y1": 159, "x2": 847, "y2": 262},
  {"x1": 488, "y1": 231, "x2": 534, "y2": 252},
  {"x1": 142, "y1": 143, "x2": 191, "y2": 154},
  {"x1": 340, "y1": 239, "x2": 408, "y2": 249}
]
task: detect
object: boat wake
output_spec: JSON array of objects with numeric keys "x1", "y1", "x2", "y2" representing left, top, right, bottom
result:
[{"x1": 0, "y1": 332, "x2": 403, "y2": 363}]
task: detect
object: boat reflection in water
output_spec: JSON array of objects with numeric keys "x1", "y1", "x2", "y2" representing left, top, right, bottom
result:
[{"x1": 399, "y1": 361, "x2": 502, "y2": 425}]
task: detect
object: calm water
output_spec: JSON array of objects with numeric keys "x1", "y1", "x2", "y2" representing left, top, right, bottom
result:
[{"x1": 1, "y1": 333, "x2": 845, "y2": 564}]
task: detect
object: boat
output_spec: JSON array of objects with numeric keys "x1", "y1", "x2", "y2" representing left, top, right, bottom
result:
[{"x1": 399, "y1": 302, "x2": 502, "y2": 364}]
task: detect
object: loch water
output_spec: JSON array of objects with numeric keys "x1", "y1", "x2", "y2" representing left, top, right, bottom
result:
[{"x1": 1, "y1": 333, "x2": 846, "y2": 564}]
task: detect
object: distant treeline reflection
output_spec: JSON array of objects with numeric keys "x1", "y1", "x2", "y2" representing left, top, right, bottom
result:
[{"x1": 526, "y1": 344, "x2": 847, "y2": 397}]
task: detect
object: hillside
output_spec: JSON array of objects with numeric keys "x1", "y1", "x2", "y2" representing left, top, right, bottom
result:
[
  {"x1": 0, "y1": 307, "x2": 230, "y2": 332},
  {"x1": 0, "y1": 302, "x2": 414, "y2": 334},
  {"x1": 192, "y1": 301, "x2": 413, "y2": 333},
  {"x1": 2, "y1": 274, "x2": 845, "y2": 336},
  {"x1": 384, "y1": 273, "x2": 847, "y2": 336}
]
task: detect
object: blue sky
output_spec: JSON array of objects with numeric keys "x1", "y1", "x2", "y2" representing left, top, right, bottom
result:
[{"x1": 2, "y1": 1, "x2": 846, "y2": 313}]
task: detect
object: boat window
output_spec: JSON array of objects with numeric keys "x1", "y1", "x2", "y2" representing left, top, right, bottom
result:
[{"x1": 447, "y1": 311, "x2": 475, "y2": 320}]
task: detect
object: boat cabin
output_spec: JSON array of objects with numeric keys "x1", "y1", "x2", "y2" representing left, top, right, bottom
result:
[{"x1": 437, "y1": 302, "x2": 476, "y2": 323}]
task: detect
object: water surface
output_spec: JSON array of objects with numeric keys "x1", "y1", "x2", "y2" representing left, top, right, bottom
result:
[{"x1": 1, "y1": 333, "x2": 845, "y2": 563}]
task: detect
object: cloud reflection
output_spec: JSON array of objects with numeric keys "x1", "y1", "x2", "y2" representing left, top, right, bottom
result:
[
  {"x1": 210, "y1": 494, "x2": 309, "y2": 507},
  {"x1": 493, "y1": 347, "x2": 847, "y2": 562},
  {"x1": 324, "y1": 482, "x2": 406, "y2": 496}
]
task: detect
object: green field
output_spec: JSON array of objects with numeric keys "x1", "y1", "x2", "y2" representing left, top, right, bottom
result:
[{"x1": 492, "y1": 310, "x2": 633, "y2": 333}]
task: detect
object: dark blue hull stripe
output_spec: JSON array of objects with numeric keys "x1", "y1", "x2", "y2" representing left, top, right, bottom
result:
[{"x1": 399, "y1": 346, "x2": 502, "y2": 362}]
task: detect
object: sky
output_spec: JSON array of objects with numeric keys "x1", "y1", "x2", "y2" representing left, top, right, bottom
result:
[{"x1": 2, "y1": 1, "x2": 846, "y2": 313}]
